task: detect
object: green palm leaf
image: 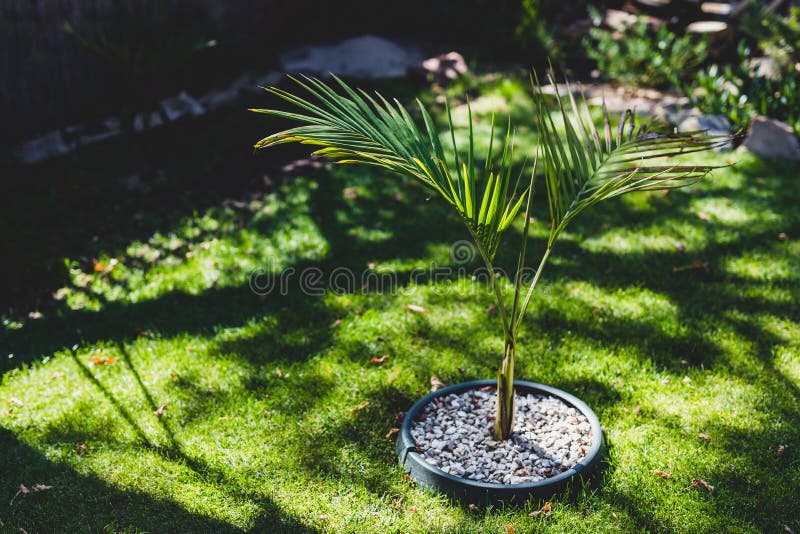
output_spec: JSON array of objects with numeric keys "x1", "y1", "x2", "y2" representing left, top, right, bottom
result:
[
  {"x1": 251, "y1": 75, "x2": 527, "y2": 261},
  {"x1": 513, "y1": 70, "x2": 732, "y2": 328},
  {"x1": 533, "y1": 70, "x2": 730, "y2": 249}
]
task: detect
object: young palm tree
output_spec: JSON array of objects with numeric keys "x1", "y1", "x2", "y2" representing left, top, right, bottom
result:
[{"x1": 251, "y1": 72, "x2": 729, "y2": 440}]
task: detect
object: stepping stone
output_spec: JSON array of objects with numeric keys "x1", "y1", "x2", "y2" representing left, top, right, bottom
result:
[
  {"x1": 636, "y1": 0, "x2": 672, "y2": 6},
  {"x1": 700, "y1": 2, "x2": 733, "y2": 15},
  {"x1": 686, "y1": 21, "x2": 729, "y2": 34},
  {"x1": 160, "y1": 91, "x2": 205, "y2": 122},
  {"x1": 16, "y1": 130, "x2": 70, "y2": 164},
  {"x1": 133, "y1": 111, "x2": 164, "y2": 132}
]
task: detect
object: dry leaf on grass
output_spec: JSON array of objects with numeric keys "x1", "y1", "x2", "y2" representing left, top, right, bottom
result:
[
  {"x1": 406, "y1": 304, "x2": 427, "y2": 314},
  {"x1": 408, "y1": 506, "x2": 419, "y2": 514},
  {"x1": 370, "y1": 355, "x2": 390, "y2": 366},
  {"x1": 698, "y1": 433, "x2": 711, "y2": 441},
  {"x1": 90, "y1": 356, "x2": 117, "y2": 366},
  {"x1": 8, "y1": 397, "x2": 23, "y2": 407},
  {"x1": 391, "y1": 494, "x2": 404, "y2": 510},
  {"x1": 776, "y1": 444, "x2": 787, "y2": 457},
  {"x1": 154, "y1": 405, "x2": 168, "y2": 418},
  {"x1": 17, "y1": 483, "x2": 53, "y2": 498},
  {"x1": 350, "y1": 401, "x2": 371, "y2": 412},
  {"x1": 673, "y1": 261, "x2": 709, "y2": 273},
  {"x1": 430, "y1": 376, "x2": 446, "y2": 391},
  {"x1": 468, "y1": 503, "x2": 479, "y2": 511},
  {"x1": 653, "y1": 470, "x2": 673, "y2": 478},
  {"x1": 505, "y1": 524, "x2": 516, "y2": 534},
  {"x1": 690, "y1": 478, "x2": 714, "y2": 492},
  {"x1": 386, "y1": 428, "x2": 399, "y2": 439},
  {"x1": 530, "y1": 501, "x2": 553, "y2": 517}
]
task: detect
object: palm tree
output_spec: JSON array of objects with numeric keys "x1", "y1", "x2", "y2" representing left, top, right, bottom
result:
[{"x1": 251, "y1": 72, "x2": 729, "y2": 440}]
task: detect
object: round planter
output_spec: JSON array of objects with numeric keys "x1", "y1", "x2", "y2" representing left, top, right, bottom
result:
[{"x1": 396, "y1": 379, "x2": 604, "y2": 506}]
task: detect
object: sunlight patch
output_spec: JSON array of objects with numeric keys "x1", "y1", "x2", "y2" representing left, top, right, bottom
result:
[
  {"x1": 724, "y1": 251, "x2": 798, "y2": 281},
  {"x1": 565, "y1": 282, "x2": 677, "y2": 322}
]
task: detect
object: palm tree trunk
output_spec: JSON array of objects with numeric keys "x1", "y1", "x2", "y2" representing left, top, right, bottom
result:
[{"x1": 494, "y1": 336, "x2": 516, "y2": 440}]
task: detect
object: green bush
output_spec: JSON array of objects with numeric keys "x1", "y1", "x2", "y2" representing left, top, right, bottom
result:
[
  {"x1": 682, "y1": 42, "x2": 800, "y2": 135},
  {"x1": 672, "y1": 4, "x2": 799, "y2": 134},
  {"x1": 583, "y1": 15, "x2": 708, "y2": 88}
]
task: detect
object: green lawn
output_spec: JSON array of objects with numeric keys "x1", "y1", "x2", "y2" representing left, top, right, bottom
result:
[{"x1": 1, "y1": 76, "x2": 799, "y2": 533}]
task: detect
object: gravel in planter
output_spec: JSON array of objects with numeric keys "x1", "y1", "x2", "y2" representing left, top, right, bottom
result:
[{"x1": 409, "y1": 388, "x2": 594, "y2": 485}]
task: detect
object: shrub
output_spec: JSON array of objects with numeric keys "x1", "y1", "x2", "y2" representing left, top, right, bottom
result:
[{"x1": 583, "y1": 14, "x2": 708, "y2": 88}]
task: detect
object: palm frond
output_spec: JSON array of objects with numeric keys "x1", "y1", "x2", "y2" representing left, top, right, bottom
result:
[
  {"x1": 251, "y1": 75, "x2": 527, "y2": 260},
  {"x1": 532, "y1": 69, "x2": 731, "y2": 249},
  {"x1": 513, "y1": 70, "x2": 732, "y2": 329}
]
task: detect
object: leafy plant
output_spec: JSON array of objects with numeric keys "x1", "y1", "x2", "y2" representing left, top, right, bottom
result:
[
  {"x1": 737, "y1": 2, "x2": 800, "y2": 68},
  {"x1": 584, "y1": 16, "x2": 708, "y2": 88},
  {"x1": 678, "y1": 42, "x2": 800, "y2": 136},
  {"x1": 251, "y1": 73, "x2": 728, "y2": 440}
]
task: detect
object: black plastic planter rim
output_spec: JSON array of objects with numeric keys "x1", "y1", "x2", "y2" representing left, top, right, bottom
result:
[{"x1": 396, "y1": 379, "x2": 605, "y2": 506}]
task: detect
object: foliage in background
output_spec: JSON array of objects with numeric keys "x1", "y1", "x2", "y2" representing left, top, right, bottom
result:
[
  {"x1": 512, "y1": 0, "x2": 558, "y2": 63},
  {"x1": 680, "y1": 43, "x2": 800, "y2": 135},
  {"x1": 674, "y1": 4, "x2": 800, "y2": 135},
  {"x1": 583, "y1": 13, "x2": 708, "y2": 88},
  {"x1": 737, "y1": 3, "x2": 800, "y2": 68}
]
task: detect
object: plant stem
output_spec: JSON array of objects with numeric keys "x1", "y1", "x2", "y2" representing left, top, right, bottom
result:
[
  {"x1": 493, "y1": 244, "x2": 552, "y2": 440},
  {"x1": 494, "y1": 336, "x2": 516, "y2": 440},
  {"x1": 467, "y1": 225, "x2": 511, "y2": 338},
  {"x1": 513, "y1": 247, "x2": 552, "y2": 333}
]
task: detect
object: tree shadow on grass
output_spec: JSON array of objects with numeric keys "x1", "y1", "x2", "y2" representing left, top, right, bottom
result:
[
  {"x1": 0, "y1": 428, "x2": 317, "y2": 533},
  {"x1": 604, "y1": 409, "x2": 800, "y2": 533},
  {"x1": 3, "y1": 342, "x2": 324, "y2": 533}
]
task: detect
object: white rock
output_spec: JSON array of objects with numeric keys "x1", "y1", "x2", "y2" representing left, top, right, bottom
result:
[
  {"x1": 745, "y1": 57, "x2": 782, "y2": 80},
  {"x1": 279, "y1": 35, "x2": 423, "y2": 79},
  {"x1": 686, "y1": 21, "x2": 729, "y2": 35},
  {"x1": 133, "y1": 111, "x2": 165, "y2": 132},
  {"x1": 679, "y1": 114, "x2": 733, "y2": 150},
  {"x1": 701, "y1": 2, "x2": 732, "y2": 15},
  {"x1": 160, "y1": 91, "x2": 205, "y2": 122},
  {"x1": 16, "y1": 130, "x2": 70, "y2": 164},
  {"x1": 744, "y1": 116, "x2": 800, "y2": 161},
  {"x1": 198, "y1": 87, "x2": 240, "y2": 112},
  {"x1": 410, "y1": 388, "x2": 594, "y2": 485},
  {"x1": 417, "y1": 51, "x2": 469, "y2": 82}
]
